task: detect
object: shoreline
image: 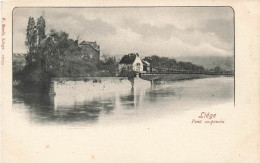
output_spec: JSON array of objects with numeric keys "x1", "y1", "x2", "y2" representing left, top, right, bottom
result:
[{"x1": 140, "y1": 73, "x2": 233, "y2": 82}]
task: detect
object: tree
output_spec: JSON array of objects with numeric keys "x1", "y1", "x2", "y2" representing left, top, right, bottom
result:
[
  {"x1": 19, "y1": 15, "x2": 119, "y2": 92},
  {"x1": 25, "y1": 17, "x2": 37, "y2": 64},
  {"x1": 36, "y1": 16, "x2": 46, "y2": 45},
  {"x1": 22, "y1": 16, "x2": 53, "y2": 92},
  {"x1": 214, "y1": 66, "x2": 221, "y2": 72},
  {"x1": 118, "y1": 67, "x2": 135, "y2": 79},
  {"x1": 148, "y1": 55, "x2": 205, "y2": 72}
]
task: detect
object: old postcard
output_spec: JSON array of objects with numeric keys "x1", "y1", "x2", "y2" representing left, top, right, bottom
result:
[{"x1": 1, "y1": 0, "x2": 260, "y2": 162}]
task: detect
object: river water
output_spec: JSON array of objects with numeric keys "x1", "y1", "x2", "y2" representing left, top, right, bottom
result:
[{"x1": 12, "y1": 77, "x2": 234, "y2": 126}]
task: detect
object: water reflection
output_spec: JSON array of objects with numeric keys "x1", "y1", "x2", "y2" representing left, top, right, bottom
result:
[{"x1": 13, "y1": 77, "x2": 234, "y2": 125}]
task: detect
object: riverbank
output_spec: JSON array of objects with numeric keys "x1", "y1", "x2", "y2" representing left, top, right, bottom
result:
[{"x1": 140, "y1": 73, "x2": 233, "y2": 83}]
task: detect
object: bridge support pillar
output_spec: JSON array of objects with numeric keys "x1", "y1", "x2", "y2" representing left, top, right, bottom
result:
[
  {"x1": 136, "y1": 72, "x2": 139, "y2": 78},
  {"x1": 151, "y1": 80, "x2": 154, "y2": 85}
]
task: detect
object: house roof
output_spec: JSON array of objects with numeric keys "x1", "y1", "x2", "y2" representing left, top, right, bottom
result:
[
  {"x1": 142, "y1": 56, "x2": 152, "y2": 62},
  {"x1": 79, "y1": 41, "x2": 100, "y2": 51},
  {"x1": 141, "y1": 57, "x2": 151, "y2": 65},
  {"x1": 142, "y1": 60, "x2": 150, "y2": 65},
  {"x1": 119, "y1": 53, "x2": 139, "y2": 64}
]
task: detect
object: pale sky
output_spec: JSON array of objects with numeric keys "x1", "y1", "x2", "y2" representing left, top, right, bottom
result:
[{"x1": 13, "y1": 7, "x2": 234, "y2": 57}]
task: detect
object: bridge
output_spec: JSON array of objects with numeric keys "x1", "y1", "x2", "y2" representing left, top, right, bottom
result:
[
  {"x1": 137, "y1": 71, "x2": 234, "y2": 82},
  {"x1": 139, "y1": 71, "x2": 234, "y2": 76},
  {"x1": 141, "y1": 65, "x2": 233, "y2": 77}
]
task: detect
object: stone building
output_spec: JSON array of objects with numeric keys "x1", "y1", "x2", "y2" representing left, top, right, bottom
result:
[{"x1": 79, "y1": 41, "x2": 100, "y2": 61}]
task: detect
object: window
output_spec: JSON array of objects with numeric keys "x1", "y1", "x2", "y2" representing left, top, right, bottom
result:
[{"x1": 136, "y1": 63, "x2": 141, "y2": 71}]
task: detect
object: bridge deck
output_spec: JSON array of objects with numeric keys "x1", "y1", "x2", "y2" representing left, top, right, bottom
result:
[{"x1": 140, "y1": 72, "x2": 234, "y2": 76}]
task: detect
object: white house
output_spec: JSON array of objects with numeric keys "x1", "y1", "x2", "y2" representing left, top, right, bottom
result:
[{"x1": 118, "y1": 53, "x2": 144, "y2": 73}]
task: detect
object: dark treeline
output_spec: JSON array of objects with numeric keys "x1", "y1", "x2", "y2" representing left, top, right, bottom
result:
[
  {"x1": 14, "y1": 16, "x2": 117, "y2": 93},
  {"x1": 147, "y1": 55, "x2": 205, "y2": 72},
  {"x1": 145, "y1": 55, "x2": 232, "y2": 73}
]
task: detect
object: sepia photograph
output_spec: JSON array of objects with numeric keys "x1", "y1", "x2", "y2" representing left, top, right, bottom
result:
[
  {"x1": 12, "y1": 7, "x2": 234, "y2": 125},
  {"x1": 2, "y1": 1, "x2": 260, "y2": 162}
]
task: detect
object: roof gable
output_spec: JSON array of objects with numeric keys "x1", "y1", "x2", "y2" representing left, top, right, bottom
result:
[
  {"x1": 119, "y1": 53, "x2": 139, "y2": 64},
  {"x1": 142, "y1": 60, "x2": 149, "y2": 65},
  {"x1": 79, "y1": 41, "x2": 100, "y2": 51}
]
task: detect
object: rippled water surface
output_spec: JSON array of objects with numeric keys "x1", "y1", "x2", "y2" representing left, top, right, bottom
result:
[{"x1": 13, "y1": 77, "x2": 234, "y2": 126}]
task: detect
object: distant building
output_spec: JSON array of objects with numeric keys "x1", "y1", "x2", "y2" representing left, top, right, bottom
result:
[
  {"x1": 118, "y1": 53, "x2": 144, "y2": 73},
  {"x1": 142, "y1": 56, "x2": 152, "y2": 72},
  {"x1": 13, "y1": 53, "x2": 26, "y2": 71},
  {"x1": 79, "y1": 41, "x2": 100, "y2": 61}
]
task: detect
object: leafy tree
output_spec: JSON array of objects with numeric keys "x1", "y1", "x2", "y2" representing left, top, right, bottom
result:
[
  {"x1": 148, "y1": 55, "x2": 205, "y2": 72},
  {"x1": 19, "y1": 15, "x2": 120, "y2": 92},
  {"x1": 21, "y1": 16, "x2": 54, "y2": 92},
  {"x1": 42, "y1": 29, "x2": 70, "y2": 76},
  {"x1": 214, "y1": 66, "x2": 221, "y2": 72},
  {"x1": 118, "y1": 67, "x2": 135, "y2": 79},
  {"x1": 36, "y1": 16, "x2": 46, "y2": 45},
  {"x1": 25, "y1": 17, "x2": 37, "y2": 64}
]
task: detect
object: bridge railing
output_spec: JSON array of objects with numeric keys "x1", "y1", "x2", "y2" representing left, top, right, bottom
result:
[{"x1": 139, "y1": 71, "x2": 234, "y2": 76}]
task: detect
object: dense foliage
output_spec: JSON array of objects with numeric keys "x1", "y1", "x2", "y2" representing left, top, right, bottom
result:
[
  {"x1": 149, "y1": 55, "x2": 205, "y2": 72},
  {"x1": 14, "y1": 16, "x2": 117, "y2": 92}
]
